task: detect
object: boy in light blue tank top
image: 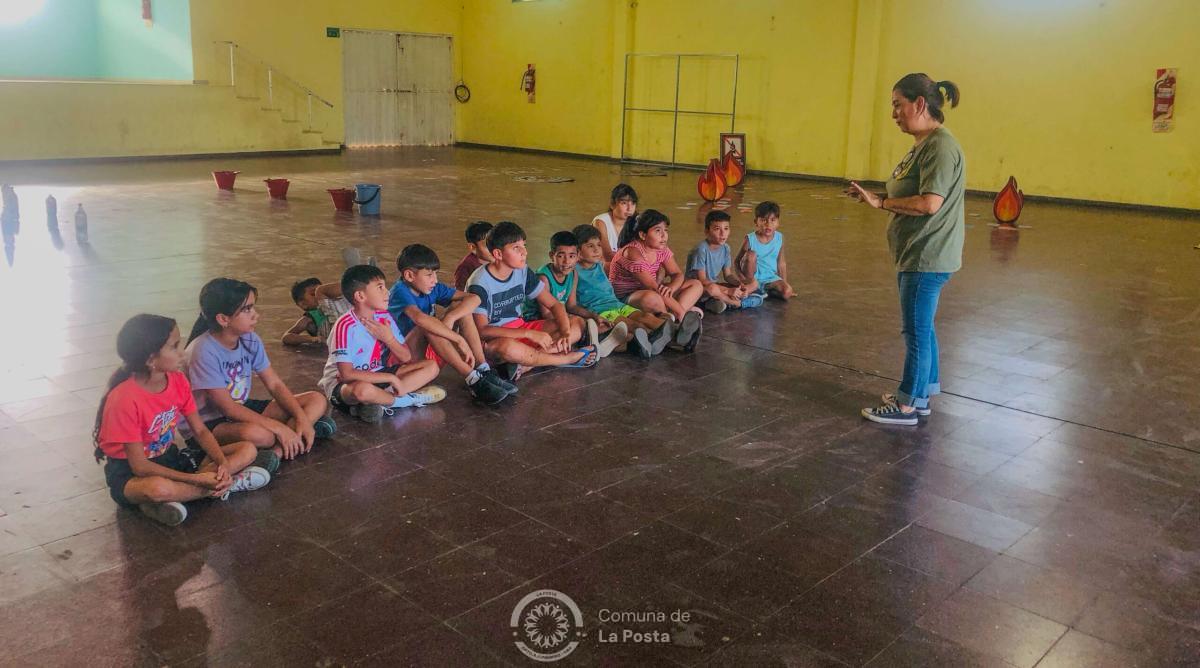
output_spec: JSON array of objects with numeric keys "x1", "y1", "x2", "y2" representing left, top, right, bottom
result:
[{"x1": 736, "y1": 201, "x2": 797, "y2": 300}]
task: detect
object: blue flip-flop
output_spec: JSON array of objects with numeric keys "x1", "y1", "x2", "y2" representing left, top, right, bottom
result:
[{"x1": 561, "y1": 345, "x2": 599, "y2": 369}]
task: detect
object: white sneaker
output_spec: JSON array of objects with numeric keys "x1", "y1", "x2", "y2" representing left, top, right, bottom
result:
[
  {"x1": 139, "y1": 501, "x2": 187, "y2": 526},
  {"x1": 407, "y1": 385, "x2": 447, "y2": 407},
  {"x1": 585, "y1": 318, "x2": 600, "y2": 349},
  {"x1": 597, "y1": 321, "x2": 629, "y2": 358},
  {"x1": 882, "y1": 393, "x2": 931, "y2": 416},
  {"x1": 221, "y1": 466, "x2": 271, "y2": 499}
]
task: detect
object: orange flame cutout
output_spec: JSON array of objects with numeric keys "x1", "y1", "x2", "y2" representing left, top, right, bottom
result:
[
  {"x1": 698, "y1": 158, "x2": 728, "y2": 202},
  {"x1": 721, "y1": 151, "x2": 745, "y2": 188},
  {"x1": 992, "y1": 176, "x2": 1025, "y2": 224}
]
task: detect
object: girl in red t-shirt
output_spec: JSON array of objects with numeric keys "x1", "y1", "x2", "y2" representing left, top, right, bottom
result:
[{"x1": 93, "y1": 314, "x2": 270, "y2": 526}]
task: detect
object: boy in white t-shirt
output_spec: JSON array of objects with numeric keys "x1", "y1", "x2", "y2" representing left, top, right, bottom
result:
[
  {"x1": 318, "y1": 265, "x2": 445, "y2": 424},
  {"x1": 592, "y1": 183, "x2": 638, "y2": 265}
]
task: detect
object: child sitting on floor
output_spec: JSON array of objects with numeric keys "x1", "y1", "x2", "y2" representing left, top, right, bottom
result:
[
  {"x1": 610, "y1": 209, "x2": 705, "y2": 352},
  {"x1": 523, "y1": 230, "x2": 633, "y2": 358},
  {"x1": 592, "y1": 183, "x2": 638, "y2": 265},
  {"x1": 467, "y1": 221, "x2": 597, "y2": 382},
  {"x1": 319, "y1": 265, "x2": 446, "y2": 423},
  {"x1": 453, "y1": 221, "x2": 494, "y2": 290},
  {"x1": 95, "y1": 314, "x2": 270, "y2": 526},
  {"x1": 388, "y1": 243, "x2": 514, "y2": 406},
  {"x1": 571, "y1": 224, "x2": 673, "y2": 357},
  {"x1": 281, "y1": 277, "x2": 351, "y2": 346},
  {"x1": 736, "y1": 201, "x2": 797, "y2": 300},
  {"x1": 686, "y1": 210, "x2": 762, "y2": 312},
  {"x1": 185, "y1": 278, "x2": 336, "y2": 464}
]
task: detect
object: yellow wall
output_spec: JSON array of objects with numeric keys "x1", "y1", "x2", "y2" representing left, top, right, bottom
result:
[
  {"x1": 458, "y1": 0, "x2": 618, "y2": 156},
  {"x1": 3, "y1": 0, "x2": 1198, "y2": 209},
  {"x1": 869, "y1": 0, "x2": 1200, "y2": 209},
  {"x1": 460, "y1": 0, "x2": 1200, "y2": 210},
  {"x1": 189, "y1": 0, "x2": 465, "y2": 147}
]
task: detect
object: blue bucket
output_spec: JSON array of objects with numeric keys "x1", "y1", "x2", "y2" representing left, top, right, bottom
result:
[{"x1": 355, "y1": 183, "x2": 382, "y2": 215}]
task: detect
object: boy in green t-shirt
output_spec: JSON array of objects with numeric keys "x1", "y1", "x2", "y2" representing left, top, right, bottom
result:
[{"x1": 525, "y1": 230, "x2": 632, "y2": 358}]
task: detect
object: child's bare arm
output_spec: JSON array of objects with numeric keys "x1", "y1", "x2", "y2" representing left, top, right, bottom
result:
[{"x1": 281, "y1": 315, "x2": 320, "y2": 346}]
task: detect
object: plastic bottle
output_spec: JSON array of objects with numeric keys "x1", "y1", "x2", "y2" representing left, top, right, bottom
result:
[
  {"x1": 74, "y1": 204, "x2": 88, "y2": 242},
  {"x1": 46, "y1": 194, "x2": 57, "y2": 229}
]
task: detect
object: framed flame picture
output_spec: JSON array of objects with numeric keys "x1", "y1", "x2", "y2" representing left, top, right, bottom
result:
[
  {"x1": 1153, "y1": 68, "x2": 1176, "y2": 133},
  {"x1": 720, "y1": 133, "x2": 746, "y2": 168}
]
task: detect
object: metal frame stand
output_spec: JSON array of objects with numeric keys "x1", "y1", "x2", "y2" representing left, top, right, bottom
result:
[{"x1": 619, "y1": 52, "x2": 739, "y2": 166}]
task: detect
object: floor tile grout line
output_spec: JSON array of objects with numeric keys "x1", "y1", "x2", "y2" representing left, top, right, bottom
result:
[{"x1": 707, "y1": 332, "x2": 1200, "y2": 456}]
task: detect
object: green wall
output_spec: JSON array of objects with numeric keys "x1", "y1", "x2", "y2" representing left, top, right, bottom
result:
[{"x1": 0, "y1": 0, "x2": 192, "y2": 81}]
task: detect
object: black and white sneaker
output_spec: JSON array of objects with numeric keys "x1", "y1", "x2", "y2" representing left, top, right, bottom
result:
[
  {"x1": 649, "y1": 320, "x2": 673, "y2": 356},
  {"x1": 882, "y1": 394, "x2": 930, "y2": 416},
  {"x1": 861, "y1": 399, "x2": 919, "y2": 426},
  {"x1": 483, "y1": 369, "x2": 518, "y2": 395},
  {"x1": 470, "y1": 375, "x2": 510, "y2": 405},
  {"x1": 629, "y1": 328, "x2": 653, "y2": 359}
]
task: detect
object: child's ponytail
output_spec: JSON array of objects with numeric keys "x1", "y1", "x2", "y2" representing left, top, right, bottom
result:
[
  {"x1": 93, "y1": 314, "x2": 177, "y2": 462},
  {"x1": 186, "y1": 277, "x2": 258, "y2": 345}
]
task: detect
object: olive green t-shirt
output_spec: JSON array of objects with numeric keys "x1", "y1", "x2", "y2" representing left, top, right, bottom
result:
[{"x1": 885, "y1": 127, "x2": 966, "y2": 273}]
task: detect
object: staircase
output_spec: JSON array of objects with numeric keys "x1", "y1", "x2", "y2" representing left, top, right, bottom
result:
[{"x1": 211, "y1": 41, "x2": 342, "y2": 151}]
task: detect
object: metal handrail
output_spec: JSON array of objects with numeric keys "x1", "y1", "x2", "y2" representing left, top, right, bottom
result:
[{"x1": 213, "y1": 40, "x2": 334, "y2": 109}]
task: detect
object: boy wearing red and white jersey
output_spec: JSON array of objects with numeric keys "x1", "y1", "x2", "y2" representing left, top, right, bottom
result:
[{"x1": 318, "y1": 265, "x2": 444, "y2": 423}]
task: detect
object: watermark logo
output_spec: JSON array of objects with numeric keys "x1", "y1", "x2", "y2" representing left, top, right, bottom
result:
[{"x1": 510, "y1": 589, "x2": 584, "y2": 662}]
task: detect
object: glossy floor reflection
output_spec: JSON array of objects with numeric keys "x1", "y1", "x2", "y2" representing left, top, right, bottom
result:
[{"x1": 0, "y1": 147, "x2": 1197, "y2": 666}]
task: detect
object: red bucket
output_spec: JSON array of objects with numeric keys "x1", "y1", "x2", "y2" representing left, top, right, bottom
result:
[
  {"x1": 327, "y1": 188, "x2": 355, "y2": 212},
  {"x1": 264, "y1": 178, "x2": 290, "y2": 199},
  {"x1": 212, "y1": 170, "x2": 239, "y2": 190}
]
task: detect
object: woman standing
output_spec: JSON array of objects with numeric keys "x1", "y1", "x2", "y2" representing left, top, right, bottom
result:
[{"x1": 848, "y1": 73, "x2": 963, "y2": 426}]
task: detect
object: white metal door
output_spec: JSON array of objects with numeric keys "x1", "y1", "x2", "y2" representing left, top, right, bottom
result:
[
  {"x1": 343, "y1": 31, "x2": 453, "y2": 147},
  {"x1": 396, "y1": 33, "x2": 454, "y2": 145},
  {"x1": 342, "y1": 30, "x2": 401, "y2": 147}
]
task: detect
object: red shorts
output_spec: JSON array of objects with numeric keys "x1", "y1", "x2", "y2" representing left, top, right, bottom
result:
[
  {"x1": 424, "y1": 343, "x2": 446, "y2": 368},
  {"x1": 500, "y1": 317, "x2": 548, "y2": 347}
]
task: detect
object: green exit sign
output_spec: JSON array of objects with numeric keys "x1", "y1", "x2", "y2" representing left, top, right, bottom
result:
[{"x1": 326, "y1": 27, "x2": 340, "y2": 38}]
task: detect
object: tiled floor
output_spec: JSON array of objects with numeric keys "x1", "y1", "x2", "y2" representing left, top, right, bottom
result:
[{"x1": 0, "y1": 147, "x2": 1197, "y2": 666}]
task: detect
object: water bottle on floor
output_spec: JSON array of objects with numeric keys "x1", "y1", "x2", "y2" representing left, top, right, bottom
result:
[{"x1": 74, "y1": 204, "x2": 88, "y2": 243}]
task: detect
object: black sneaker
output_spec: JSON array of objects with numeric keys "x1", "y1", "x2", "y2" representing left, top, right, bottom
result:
[
  {"x1": 483, "y1": 369, "x2": 518, "y2": 395},
  {"x1": 254, "y1": 449, "x2": 281, "y2": 475},
  {"x1": 629, "y1": 328, "x2": 652, "y2": 359},
  {"x1": 469, "y1": 376, "x2": 510, "y2": 405},
  {"x1": 649, "y1": 320, "x2": 673, "y2": 356},
  {"x1": 497, "y1": 363, "x2": 526, "y2": 384},
  {"x1": 861, "y1": 399, "x2": 919, "y2": 426}
]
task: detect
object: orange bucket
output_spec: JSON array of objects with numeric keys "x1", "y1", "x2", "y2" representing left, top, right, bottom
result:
[
  {"x1": 212, "y1": 170, "x2": 238, "y2": 190},
  {"x1": 264, "y1": 178, "x2": 290, "y2": 199},
  {"x1": 327, "y1": 188, "x2": 355, "y2": 212}
]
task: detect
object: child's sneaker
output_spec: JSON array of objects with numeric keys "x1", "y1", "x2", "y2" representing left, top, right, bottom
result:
[
  {"x1": 139, "y1": 501, "x2": 187, "y2": 526},
  {"x1": 498, "y1": 363, "x2": 529, "y2": 383},
  {"x1": 405, "y1": 385, "x2": 446, "y2": 407},
  {"x1": 597, "y1": 321, "x2": 629, "y2": 358},
  {"x1": 882, "y1": 394, "x2": 931, "y2": 416},
  {"x1": 861, "y1": 398, "x2": 919, "y2": 426},
  {"x1": 704, "y1": 299, "x2": 728, "y2": 314},
  {"x1": 629, "y1": 328, "x2": 653, "y2": 359},
  {"x1": 352, "y1": 403, "x2": 392, "y2": 424},
  {"x1": 649, "y1": 320, "x2": 673, "y2": 356},
  {"x1": 470, "y1": 376, "x2": 510, "y2": 405},
  {"x1": 675, "y1": 310, "x2": 702, "y2": 348},
  {"x1": 253, "y1": 449, "x2": 281, "y2": 475},
  {"x1": 739, "y1": 293, "x2": 765, "y2": 309},
  {"x1": 221, "y1": 466, "x2": 271, "y2": 499},
  {"x1": 483, "y1": 369, "x2": 519, "y2": 395},
  {"x1": 585, "y1": 319, "x2": 600, "y2": 350},
  {"x1": 314, "y1": 415, "x2": 337, "y2": 439}
]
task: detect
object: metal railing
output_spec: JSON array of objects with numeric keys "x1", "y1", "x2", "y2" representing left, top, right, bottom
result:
[{"x1": 212, "y1": 41, "x2": 335, "y2": 135}]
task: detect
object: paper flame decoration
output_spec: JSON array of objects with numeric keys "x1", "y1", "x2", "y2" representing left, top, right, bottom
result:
[
  {"x1": 992, "y1": 176, "x2": 1025, "y2": 224},
  {"x1": 720, "y1": 150, "x2": 745, "y2": 188},
  {"x1": 697, "y1": 158, "x2": 728, "y2": 202}
]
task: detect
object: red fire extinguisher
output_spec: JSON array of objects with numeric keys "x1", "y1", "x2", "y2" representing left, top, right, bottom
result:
[{"x1": 521, "y1": 64, "x2": 536, "y2": 103}]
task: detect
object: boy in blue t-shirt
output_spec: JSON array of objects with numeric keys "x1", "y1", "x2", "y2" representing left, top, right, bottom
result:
[
  {"x1": 467, "y1": 221, "x2": 597, "y2": 382},
  {"x1": 687, "y1": 210, "x2": 761, "y2": 312},
  {"x1": 389, "y1": 244, "x2": 513, "y2": 405}
]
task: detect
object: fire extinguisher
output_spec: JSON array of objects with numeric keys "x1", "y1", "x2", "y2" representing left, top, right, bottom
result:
[{"x1": 521, "y1": 64, "x2": 536, "y2": 102}]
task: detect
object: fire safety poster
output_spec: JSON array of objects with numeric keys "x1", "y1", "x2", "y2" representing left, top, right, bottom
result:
[{"x1": 1153, "y1": 68, "x2": 1176, "y2": 133}]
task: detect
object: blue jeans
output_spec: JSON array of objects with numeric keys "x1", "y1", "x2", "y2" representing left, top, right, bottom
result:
[{"x1": 896, "y1": 271, "x2": 950, "y2": 409}]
